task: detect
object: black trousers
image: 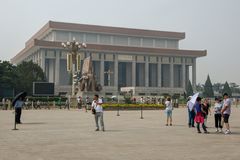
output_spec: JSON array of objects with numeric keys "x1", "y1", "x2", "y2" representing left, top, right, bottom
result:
[
  {"x1": 15, "y1": 108, "x2": 22, "y2": 123},
  {"x1": 214, "y1": 114, "x2": 222, "y2": 129}
]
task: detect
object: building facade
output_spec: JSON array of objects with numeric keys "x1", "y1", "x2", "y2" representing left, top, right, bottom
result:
[{"x1": 11, "y1": 21, "x2": 207, "y2": 96}]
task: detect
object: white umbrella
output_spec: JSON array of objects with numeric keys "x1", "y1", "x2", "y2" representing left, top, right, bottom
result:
[
  {"x1": 111, "y1": 96, "x2": 117, "y2": 99},
  {"x1": 188, "y1": 92, "x2": 199, "y2": 111}
]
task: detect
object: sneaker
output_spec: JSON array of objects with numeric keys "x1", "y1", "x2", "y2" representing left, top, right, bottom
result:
[
  {"x1": 215, "y1": 129, "x2": 219, "y2": 133},
  {"x1": 198, "y1": 131, "x2": 202, "y2": 133},
  {"x1": 95, "y1": 128, "x2": 99, "y2": 131},
  {"x1": 204, "y1": 131, "x2": 210, "y2": 134},
  {"x1": 225, "y1": 130, "x2": 231, "y2": 134}
]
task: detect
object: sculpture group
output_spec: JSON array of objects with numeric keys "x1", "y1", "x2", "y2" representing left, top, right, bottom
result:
[{"x1": 77, "y1": 57, "x2": 102, "y2": 93}]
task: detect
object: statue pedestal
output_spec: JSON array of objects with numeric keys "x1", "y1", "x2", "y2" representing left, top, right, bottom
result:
[
  {"x1": 76, "y1": 91, "x2": 101, "y2": 99},
  {"x1": 69, "y1": 96, "x2": 77, "y2": 108}
]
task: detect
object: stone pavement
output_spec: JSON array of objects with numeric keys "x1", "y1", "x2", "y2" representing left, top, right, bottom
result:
[{"x1": 0, "y1": 108, "x2": 240, "y2": 160}]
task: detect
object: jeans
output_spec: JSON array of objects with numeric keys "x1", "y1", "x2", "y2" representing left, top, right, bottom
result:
[
  {"x1": 95, "y1": 112, "x2": 104, "y2": 130},
  {"x1": 188, "y1": 109, "x2": 195, "y2": 127}
]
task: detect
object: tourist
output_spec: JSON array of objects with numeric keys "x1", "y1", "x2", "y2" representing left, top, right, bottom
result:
[
  {"x1": 14, "y1": 97, "x2": 24, "y2": 124},
  {"x1": 2, "y1": 98, "x2": 6, "y2": 110},
  {"x1": 221, "y1": 93, "x2": 232, "y2": 134},
  {"x1": 194, "y1": 97, "x2": 209, "y2": 134},
  {"x1": 165, "y1": 97, "x2": 173, "y2": 126},
  {"x1": 7, "y1": 99, "x2": 12, "y2": 110},
  {"x1": 187, "y1": 96, "x2": 195, "y2": 128},
  {"x1": 91, "y1": 94, "x2": 105, "y2": 131},
  {"x1": 140, "y1": 97, "x2": 144, "y2": 104},
  {"x1": 202, "y1": 99, "x2": 211, "y2": 127},
  {"x1": 77, "y1": 96, "x2": 82, "y2": 109},
  {"x1": 86, "y1": 96, "x2": 90, "y2": 111},
  {"x1": 36, "y1": 100, "x2": 41, "y2": 109},
  {"x1": 65, "y1": 99, "x2": 69, "y2": 109},
  {"x1": 213, "y1": 97, "x2": 223, "y2": 132}
]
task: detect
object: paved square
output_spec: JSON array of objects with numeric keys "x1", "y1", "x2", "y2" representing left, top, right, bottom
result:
[{"x1": 0, "y1": 108, "x2": 240, "y2": 160}]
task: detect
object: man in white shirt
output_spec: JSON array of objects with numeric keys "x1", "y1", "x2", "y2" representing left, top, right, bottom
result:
[
  {"x1": 221, "y1": 93, "x2": 232, "y2": 134},
  {"x1": 91, "y1": 94, "x2": 105, "y2": 131}
]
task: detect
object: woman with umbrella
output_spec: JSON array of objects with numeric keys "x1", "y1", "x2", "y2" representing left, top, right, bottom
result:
[
  {"x1": 12, "y1": 92, "x2": 26, "y2": 124},
  {"x1": 14, "y1": 97, "x2": 24, "y2": 124}
]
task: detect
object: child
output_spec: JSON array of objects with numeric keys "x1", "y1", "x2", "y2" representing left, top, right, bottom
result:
[
  {"x1": 165, "y1": 97, "x2": 173, "y2": 126},
  {"x1": 194, "y1": 97, "x2": 209, "y2": 134}
]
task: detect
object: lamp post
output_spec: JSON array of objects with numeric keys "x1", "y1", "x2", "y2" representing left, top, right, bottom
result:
[{"x1": 61, "y1": 38, "x2": 87, "y2": 96}]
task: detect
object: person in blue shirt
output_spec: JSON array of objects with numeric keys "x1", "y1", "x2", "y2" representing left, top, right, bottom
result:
[
  {"x1": 14, "y1": 97, "x2": 24, "y2": 124},
  {"x1": 194, "y1": 97, "x2": 209, "y2": 134}
]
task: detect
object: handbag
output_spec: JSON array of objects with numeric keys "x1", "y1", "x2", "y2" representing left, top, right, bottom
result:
[{"x1": 92, "y1": 108, "x2": 96, "y2": 114}]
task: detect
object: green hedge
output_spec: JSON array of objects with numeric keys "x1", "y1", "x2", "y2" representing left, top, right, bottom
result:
[{"x1": 26, "y1": 96, "x2": 67, "y2": 102}]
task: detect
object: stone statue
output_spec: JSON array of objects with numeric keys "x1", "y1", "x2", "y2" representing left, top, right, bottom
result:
[{"x1": 77, "y1": 57, "x2": 102, "y2": 92}]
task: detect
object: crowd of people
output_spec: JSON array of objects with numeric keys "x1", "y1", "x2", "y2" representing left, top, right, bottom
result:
[
  {"x1": 1, "y1": 92, "x2": 235, "y2": 135},
  {"x1": 187, "y1": 93, "x2": 232, "y2": 134}
]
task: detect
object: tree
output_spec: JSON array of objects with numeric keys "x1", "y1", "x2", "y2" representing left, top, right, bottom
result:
[
  {"x1": 196, "y1": 83, "x2": 204, "y2": 92},
  {"x1": 0, "y1": 61, "x2": 17, "y2": 88},
  {"x1": 203, "y1": 75, "x2": 214, "y2": 98},
  {"x1": 213, "y1": 83, "x2": 224, "y2": 93},
  {"x1": 229, "y1": 82, "x2": 240, "y2": 93},
  {"x1": 15, "y1": 61, "x2": 46, "y2": 95},
  {"x1": 186, "y1": 80, "x2": 194, "y2": 97},
  {"x1": 222, "y1": 81, "x2": 232, "y2": 97},
  {"x1": 0, "y1": 61, "x2": 18, "y2": 97}
]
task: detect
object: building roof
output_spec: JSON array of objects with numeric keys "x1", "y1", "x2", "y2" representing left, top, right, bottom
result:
[
  {"x1": 11, "y1": 39, "x2": 207, "y2": 64},
  {"x1": 25, "y1": 21, "x2": 185, "y2": 46}
]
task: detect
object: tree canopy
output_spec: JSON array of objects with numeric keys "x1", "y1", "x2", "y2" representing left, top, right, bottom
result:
[
  {"x1": 222, "y1": 81, "x2": 232, "y2": 97},
  {"x1": 203, "y1": 75, "x2": 214, "y2": 98},
  {"x1": 0, "y1": 61, "x2": 46, "y2": 96}
]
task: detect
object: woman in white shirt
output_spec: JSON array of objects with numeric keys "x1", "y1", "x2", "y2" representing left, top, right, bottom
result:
[
  {"x1": 165, "y1": 97, "x2": 173, "y2": 126},
  {"x1": 213, "y1": 97, "x2": 223, "y2": 132}
]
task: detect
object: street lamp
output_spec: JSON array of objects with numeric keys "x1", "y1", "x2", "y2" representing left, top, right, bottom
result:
[{"x1": 61, "y1": 37, "x2": 87, "y2": 96}]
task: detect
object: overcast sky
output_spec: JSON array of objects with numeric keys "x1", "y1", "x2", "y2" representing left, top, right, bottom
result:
[{"x1": 0, "y1": 0, "x2": 239, "y2": 84}]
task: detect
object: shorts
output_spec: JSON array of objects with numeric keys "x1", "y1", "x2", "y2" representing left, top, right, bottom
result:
[
  {"x1": 166, "y1": 110, "x2": 172, "y2": 118},
  {"x1": 223, "y1": 114, "x2": 230, "y2": 123}
]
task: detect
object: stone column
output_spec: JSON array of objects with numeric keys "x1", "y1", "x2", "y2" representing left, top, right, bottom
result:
[
  {"x1": 132, "y1": 56, "x2": 136, "y2": 87},
  {"x1": 145, "y1": 56, "x2": 149, "y2": 87},
  {"x1": 114, "y1": 55, "x2": 118, "y2": 88},
  {"x1": 170, "y1": 58, "x2": 174, "y2": 88},
  {"x1": 158, "y1": 62, "x2": 162, "y2": 87},
  {"x1": 192, "y1": 58, "x2": 197, "y2": 91},
  {"x1": 100, "y1": 54, "x2": 104, "y2": 87},
  {"x1": 55, "y1": 50, "x2": 60, "y2": 85},
  {"x1": 186, "y1": 65, "x2": 189, "y2": 85},
  {"x1": 182, "y1": 58, "x2": 186, "y2": 89},
  {"x1": 40, "y1": 49, "x2": 46, "y2": 72}
]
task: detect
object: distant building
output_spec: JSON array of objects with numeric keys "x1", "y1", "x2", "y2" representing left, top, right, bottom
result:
[{"x1": 11, "y1": 21, "x2": 207, "y2": 96}]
